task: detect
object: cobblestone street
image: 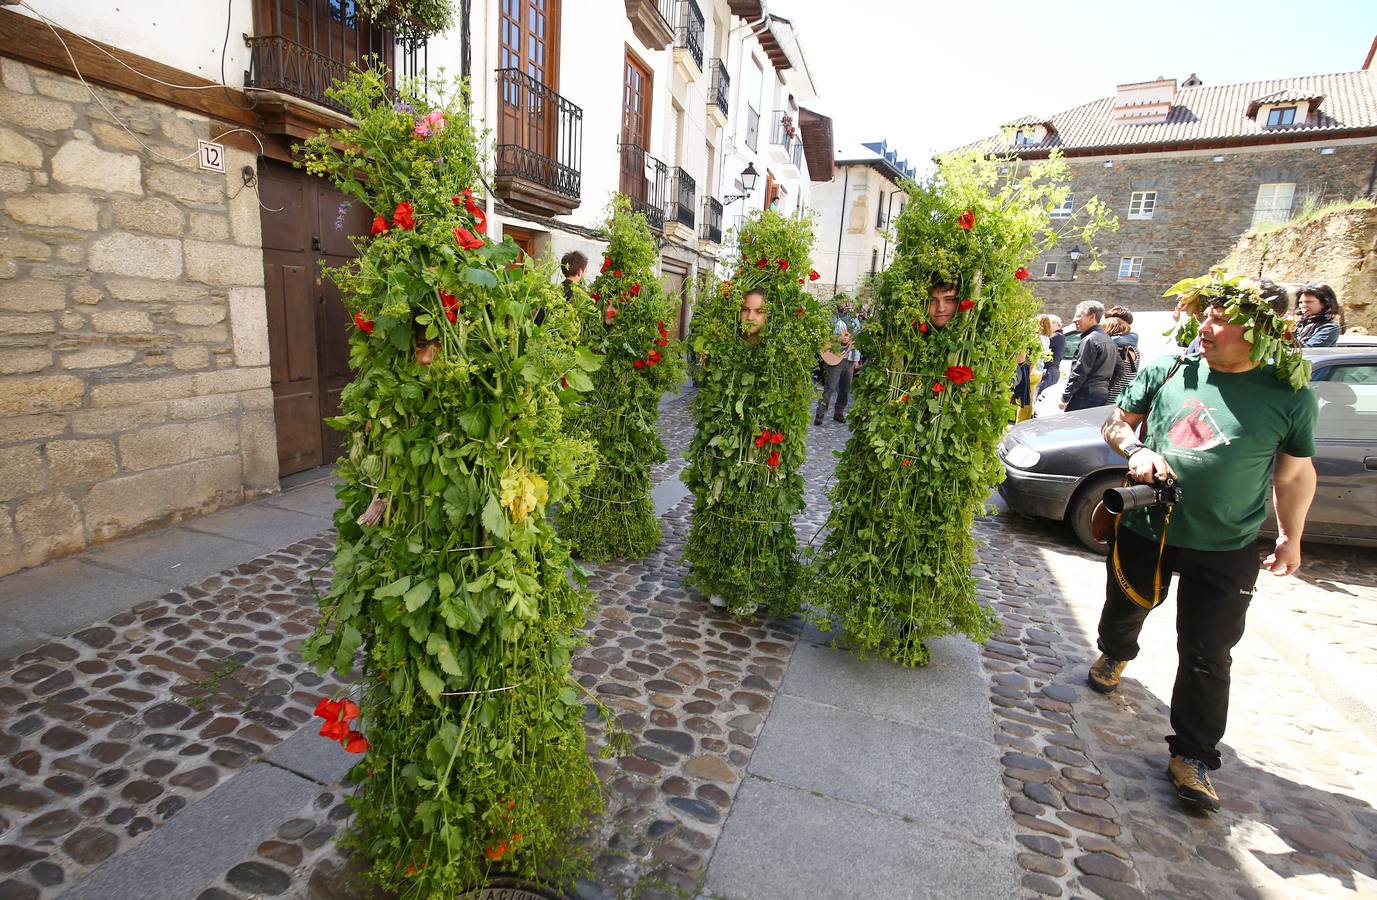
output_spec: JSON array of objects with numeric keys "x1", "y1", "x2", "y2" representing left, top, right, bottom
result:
[{"x1": 0, "y1": 388, "x2": 1374, "y2": 899}]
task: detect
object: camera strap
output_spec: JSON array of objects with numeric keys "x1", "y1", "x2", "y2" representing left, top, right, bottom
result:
[{"x1": 1110, "y1": 505, "x2": 1174, "y2": 610}]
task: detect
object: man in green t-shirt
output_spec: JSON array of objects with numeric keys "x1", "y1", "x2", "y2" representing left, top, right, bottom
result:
[{"x1": 1087, "y1": 296, "x2": 1318, "y2": 813}]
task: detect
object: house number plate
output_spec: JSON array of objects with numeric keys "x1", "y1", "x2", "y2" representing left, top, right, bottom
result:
[{"x1": 198, "y1": 140, "x2": 226, "y2": 173}]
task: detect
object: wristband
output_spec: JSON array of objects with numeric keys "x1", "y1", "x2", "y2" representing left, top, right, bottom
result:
[{"x1": 1122, "y1": 441, "x2": 1147, "y2": 459}]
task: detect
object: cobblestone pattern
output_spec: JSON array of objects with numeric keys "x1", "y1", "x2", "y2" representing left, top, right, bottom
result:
[
  {"x1": 0, "y1": 535, "x2": 344, "y2": 898},
  {"x1": 974, "y1": 511, "x2": 1377, "y2": 899}
]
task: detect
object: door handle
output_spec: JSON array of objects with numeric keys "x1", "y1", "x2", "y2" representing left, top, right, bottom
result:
[{"x1": 1365, "y1": 457, "x2": 1377, "y2": 471}]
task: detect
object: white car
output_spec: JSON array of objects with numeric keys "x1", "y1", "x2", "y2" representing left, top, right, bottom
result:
[{"x1": 1033, "y1": 311, "x2": 1179, "y2": 418}]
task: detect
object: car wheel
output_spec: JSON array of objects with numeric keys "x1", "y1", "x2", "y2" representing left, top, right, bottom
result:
[{"x1": 1068, "y1": 472, "x2": 1125, "y2": 554}]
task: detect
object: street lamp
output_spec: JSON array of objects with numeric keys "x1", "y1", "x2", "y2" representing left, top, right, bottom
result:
[
  {"x1": 1068, "y1": 244, "x2": 1081, "y2": 280},
  {"x1": 723, "y1": 163, "x2": 759, "y2": 204}
]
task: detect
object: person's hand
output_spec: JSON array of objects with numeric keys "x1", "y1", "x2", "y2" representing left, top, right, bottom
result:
[
  {"x1": 852, "y1": 361, "x2": 861, "y2": 375},
  {"x1": 1058, "y1": 401, "x2": 1068, "y2": 411},
  {"x1": 1127, "y1": 448, "x2": 1176, "y2": 484},
  {"x1": 1263, "y1": 536, "x2": 1302, "y2": 576}
]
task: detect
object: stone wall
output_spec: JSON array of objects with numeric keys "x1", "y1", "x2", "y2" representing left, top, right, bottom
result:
[
  {"x1": 0, "y1": 58, "x2": 276, "y2": 576},
  {"x1": 1223, "y1": 205, "x2": 1377, "y2": 333},
  {"x1": 1022, "y1": 143, "x2": 1377, "y2": 320}
]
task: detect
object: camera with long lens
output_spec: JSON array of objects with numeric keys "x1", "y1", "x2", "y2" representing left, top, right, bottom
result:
[{"x1": 1103, "y1": 477, "x2": 1183, "y2": 514}]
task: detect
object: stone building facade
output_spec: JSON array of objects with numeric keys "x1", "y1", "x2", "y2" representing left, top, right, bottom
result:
[{"x1": 0, "y1": 58, "x2": 273, "y2": 576}]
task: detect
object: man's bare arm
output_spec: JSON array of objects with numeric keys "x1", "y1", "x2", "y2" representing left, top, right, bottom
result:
[
  {"x1": 1264, "y1": 453, "x2": 1316, "y2": 576},
  {"x1": 1101, "y1": 406, "x2": 1177, "y2": 484}
]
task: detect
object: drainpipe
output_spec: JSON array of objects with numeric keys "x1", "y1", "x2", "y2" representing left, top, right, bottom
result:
[{"x1": 832, "y1": 164, "x2": 849, "y2": 295}]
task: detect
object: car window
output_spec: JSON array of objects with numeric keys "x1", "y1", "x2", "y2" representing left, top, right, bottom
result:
[
  {"x1": 1312, "y1": 382, "x2": 1377, "y2": 441},
  {"x1": 1063, "y1": 329, "x2": 1083, "y2": 357},
  {"x1": 1313, "y1": 363, "x2": 1377, "y2": 385}
]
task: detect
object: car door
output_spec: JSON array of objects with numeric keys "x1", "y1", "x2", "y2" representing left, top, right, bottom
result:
[{"x1": 1305, "y1": 359, "x2": 1377, "y2": 544}]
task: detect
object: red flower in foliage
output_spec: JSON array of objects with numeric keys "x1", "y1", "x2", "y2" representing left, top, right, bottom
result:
[
  {"x1": 613, "y1": 269, "x2": 623, "y2": 278},
  {"x1": 353, "y1": 312, "x2": 374, "y2": 334},
  {"x1": 658, "y1": 321, "x2": 666, "y2": 331},
  {"x1": 440, "y1": 290, "x2": 459, "y2": 323},
  {"x1": 629, "y1": 282, "x2": 641, "y2": 297},
  {"x1": 633, "y1": 359, "x2": 645, "y2": 369},
  {"x1": 560, "y1": 376, "x2": 569, "y2": 389},
  {"x1": 370, "y1": 215, "x2": 389, "y2": 236},
  {"x1": 601, "y1": 256, "x2": 613, "y2": 274},
  {"x1": 757, "y1": 257, "x2": 768, "y2": 269},
  {"x1": 777, "y1": 258, "x2": 789, "y2": 271},
  {"x1": 766, "y1": 450, "x2": 781, "y2": 468},
  {"x1": 462, "y1": 187, "x2": 487, "y2": 233},
  {"x1": 485, "y1": 843, "x2": 508, "y2": 861},
  {"x1": 319, "y1": 719, "x2": 348, "y2": 741},
  {"x1": 754, "y1": 429, "x2": 772, "y2": 449},
  {"x1": 809, "y1": 269, "x2": 821, "y2": 281},
  {"x1": 916, "y1": 322, "x2": 928, "y2": 334},
  {"x1": 392, "y1": 201, "x2": 415, "y2": 230},
  {"x1": 591, "y1": 291, "x2": 601, "y2": 301},
  {"x1": 1014, "y1": 267, "x2": 1030, "y2": 280},
  {"x1": 959, "y1": 299, "x2": 975, "y2": 311},
  {"x1": 344, "y1": 731, "x2": 370, "y2": 753},
  {"x1": 932, "y1": 382, "x2": 945, "y2": 393},
  {"x1": 656, "y1": 338, "x2": 668, "y2": 347},
  {"x1": 958, "y1": 209, "x2": 975, "y2": 230},
  {"x1": 901, "y1": 459, "x2": 912, "y2": 466},
  {"x1": 769, "y1": 432, "x2": 784, "y2": 445},
  {"x1": 898, "y1": 394, "x2": 909, "y2": 404},
  {"x1": 339, "y1": 699, "x2": 360, "y2": 722},
  {"x1": 720, "y1": 281, "x2": 734, "y2": 297},
  {"x1": 454, "y1": 225, "x2": 484, "y2": 249},
  {"x1": 798, "y1": 278, "x2": 805, "y2": 285},
  {"x1": 795, "y1": 307, "x2": 806, "y2": 317},
  {"x1": 945, "y1": 365, "x2": 974, "y2": 384},
  {"x1": 314, "y1": 697, "x2": 342, "y2": 720},
  {"x1": 648, "y1": 350, "x2": 662, "y2": 364},
  {"x1": 604, "y1": 307, "x2": 616, "y2": 319}
]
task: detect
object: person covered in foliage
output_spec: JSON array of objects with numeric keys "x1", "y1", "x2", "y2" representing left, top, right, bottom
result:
[
  {"x1": 556, "y1": 198, "x2": 682, "y2": 561},
  {"x1": 682, "y1": 211, "x2": 828, "y2": 615},
  {"x1": 812, "y1": 152, "x2": 1114, "y2": 666}
]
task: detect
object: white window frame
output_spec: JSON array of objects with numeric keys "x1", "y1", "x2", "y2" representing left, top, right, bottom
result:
[
  {"x1": 1013, "y1": 128, "x2": 1037, "y2": 146},
  {"x1": 1117, "y1": 257, "x2": 1143, "y2": 282},
  {"x1": 1252, "y1": 182, "x2": 1296, "y2": 228},
  {"x1": 1044, "y1": 261, "x2": 1058, "y2": 278},
  {"x1": 1267, "y1": 106, "x2": 1297, "y2": 127},
  {"x1": 1128, "y1": 191, "x2": 1156, "y2": 220},
  {"x1": 1049, "y1": 193, "x2": 1073, "y2": 219}
]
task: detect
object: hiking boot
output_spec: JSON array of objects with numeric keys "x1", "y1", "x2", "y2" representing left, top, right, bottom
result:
[
  {"x1": 813, "y1": 415, "x2": 823, "y2": 426},
  {"x1": 1167, "y1": 755, "x2": 1221, "y2": 812},
  {"x1": 833, "y1": 413, "x2": 846, "y2": 423},
  {"x1": 1088, "y1": 654, "x2": 1128, "y2": 693}
]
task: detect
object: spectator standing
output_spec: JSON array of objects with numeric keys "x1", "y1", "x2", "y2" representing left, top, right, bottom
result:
[
  {"x1": 1059, "y1": 301, "x2": 1116, "y2": 411},
  {"x1": 1294, "y1": 283, "x2": 1342, "y2": 347},
  {"x1": 1103, "y1": 315, "x2": 1139, "y2": 401},
  {"x1": 815, "y1": 299, "x2": 862, "y2": 425},
  {"x1": 1037, "y1": 314, "x2": 1066, "y2": 397}
]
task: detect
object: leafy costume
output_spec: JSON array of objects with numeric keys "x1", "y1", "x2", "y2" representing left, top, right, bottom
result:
[
  {"x1": 298, "y1": 72, "x2": 612, "y2": 895},
  {"x1": 555, "y1": 198, "x2": 683, "y2": 560},
  {"x1": 813, "y1": 153, "x2": 1115, "y2": 666},
  {"x1": 682, "y1": 211, "x2": 829, "y2": 615}
]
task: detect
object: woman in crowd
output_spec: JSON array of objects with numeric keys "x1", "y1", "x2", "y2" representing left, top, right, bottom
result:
[
  {"x1": 1036, "y1": 313, "x2": 1065, "y2": 397},
  {"x1": 1294, "y1": 283, "x2": 1342, "y2": 347},
  {"x1": 1103, "y1": 314, "x2": 1139, "y2": 401}
]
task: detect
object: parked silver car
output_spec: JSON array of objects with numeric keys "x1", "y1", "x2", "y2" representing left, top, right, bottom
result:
[{"x1": 998, "y1": 346, "x2": 1377, "y2": 551}]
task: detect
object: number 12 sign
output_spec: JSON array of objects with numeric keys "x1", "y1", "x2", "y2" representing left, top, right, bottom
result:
[{"x1": 198, "y1": 140, "x2": 226, "y2": 173}]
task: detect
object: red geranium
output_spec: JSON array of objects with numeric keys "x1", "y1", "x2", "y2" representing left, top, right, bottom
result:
[
  {"x1": 917, "y1": 322, "x2": 928, "y2": 334},
  {"x1": 454, "y1": 226, "x2": 484, "y2": 249},
  {"x1": 1014, "y1": 267, "x2": 1030, "y2": 280},
  {"x1": 485, "y1": 843, "x2": 508, "y2": 861},
  {"x1": 656, "y1": 338, "x2": 668, "y2": 347},
  {"x1": 959, "y1": 299, "x2": 975, "y2": 311},
  {"x1": 600, "y1": 256, "x2": 613, "y2": 274},
  {"x1": 809, "y1": 269, "x2": 820, "y2": 281},
  {"x1": 591, "y1": 291, "x2": 601, "y2": 301},
  {"x1": 344, "y1": 731, "x2": 370, "y2": 753},
  {"x1": 958, "y1": 209, "x2": 975, "y2": 230},
  {"x1": 777, "y1": 258, "x2": 789, "y2": 271},
  {"x1": 353, "y1": 312, "x2": 374, "y2": 334},
  {"x1": 932, "y1": 382, "x2": 945, "y2": 393},
  {"x1": 898, "y1": 394, "x2": 909, "y2": 404},
  {"x1": 462, "y1": 187, "x2": 487, "y2": 233},
  {"x1": 370, "y1": 215, "x2": 389, "y2": 236},
  {"x1": 945, "y1": 365, "x2": 974, "y2": 384},
  {"x1": 648, "y1": 350, "x2": 661, "y2": 364},
  {"x1": 605, "y1": 307, "x2": 616, "y2": 319},
  {"x1": 766, "y1": 450, "x2": 781, "y2": 468},
  {"x1": 392, "y1": 201, "x2": 415, "y2": 230}
]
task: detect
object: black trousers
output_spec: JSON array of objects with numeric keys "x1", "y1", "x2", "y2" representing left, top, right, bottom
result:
[
  {"x1": 1096, "y1": 524, "x2": 1260, "y2": 770},
  {"x1": 817, "y1": 360, "x2": 853, "y2": 420},
  {"x1": 1064, "y1": 391, "x2": 1108, "y2": 411}
]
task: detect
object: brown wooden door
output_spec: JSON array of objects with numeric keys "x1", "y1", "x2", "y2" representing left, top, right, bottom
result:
[
  {"x1": 254, "y1": 0, "x2": 393, "y2": 68},
  {"x1": 498, "y1": 1, "x2": 560, "y2": 158},
  {"x1": 620, "y1": 50, "x2": 653, "y2": 202},
  {"x1": 260, "y1": 160, "x2": 368, "y2": 476}
]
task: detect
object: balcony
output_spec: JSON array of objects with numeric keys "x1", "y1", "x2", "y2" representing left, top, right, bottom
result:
[
  {"x1": 699, "y1": 196, "x2": 723, "y2": 246},
  {"x1": 625, "y1": 0, "x2": 675, "y2": 50},
  {"x1": 618, "y1": 142, "x2": 668, "y2": 232},
  {"x1": 665, "y1": 167, "x2": 696, "y2": 243},
  {"x1": 706, "y1": 59, "x2": 729, "y2": 128},
  {"x1": 673, "y1": 0, "x2": 704, "y2": 82},
  {"x1": 494, "y1": 69, "x2": 583, "y2": 217},
  {"x1": 744, "y1": 105, "x2": 760, "y2": 152},
  {"x1": 769, "y1": 109, "x2": 801, "y2": 169}
]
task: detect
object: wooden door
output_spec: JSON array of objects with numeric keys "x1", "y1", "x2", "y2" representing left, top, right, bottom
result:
[
  {"x1": 254, "y1": 0, "x2": 393, "y2": 68},
  {"x1": 661, "y1": 264, "x2": 688, "y2": 341},
  {"x1": 260, "y1": 160, "x2": 367, "y2": 476},
  {"x1": 498, "y1": 1, "x2": 560, "y2": 159},
  {"x1": 620, "y1": 50, "x2": 653, "y2": 203}
]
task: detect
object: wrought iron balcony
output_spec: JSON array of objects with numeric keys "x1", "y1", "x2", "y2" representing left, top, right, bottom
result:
[
  {"x1": 667, "y1": 167, "x2": 696, "y2": 230},
  {"x1": 493, "y1": 68, "x2": 583, "y2": 216},
  {"x1": 246, "y1": 36, "x2": 358, "y2": 113},
  {"x1": 707, "y1": 59, "x2": 729, "y2": 119},
  {"x1": 245, "y1": 0, "x2": 395, "y2": 113},
  {"x1": 675, "y1": 0, "x2": 704, "y2": 71},
  {"x1": 791, "y1": 139, "x2": 803, "y2": 169},
  {"x1": 744, "y1": 105, "x2": 760, "y2": 152},
  {"x1": 618, "y1": 142, "x2": 668, "y2": 232},
  {"x1": 700, "y1": 196, "x2": 723, "y2": 244},
  {"x1": 625, "y1": 0, "x2": 676, "y2": 49}
]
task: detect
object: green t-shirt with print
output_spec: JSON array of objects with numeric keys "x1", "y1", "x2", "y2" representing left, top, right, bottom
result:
[{"x1": 1118, "y1": 354, "x2": 1318, "y2": 551}]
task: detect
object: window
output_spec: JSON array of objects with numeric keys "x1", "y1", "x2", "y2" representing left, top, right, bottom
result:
[
  {"x1": 1267, "y1": 106, "x2": 1297, "y2": 127},
  {"x1": 1044, "y1": 261, "x2": 1058, "y2": 278},
  {"x1": 1013, "y1": 128, "x2": 1037, "y2": 146},
  {"x1": 1050, "y1": 193, "x2": 1073, "y2": 219},
  {"x1": 1117, "y1": 257, "x2": 1143, "y2": 282},
  {"x1": 1128, "y1": 191, "x2": 1156, "y2": 220},
  {"x1": 1311, "y1": 381, "x2": 1376, "y2": 442},
  {"x1": 1252, "y1": 182, "x2": 1295, "y2": 228}
]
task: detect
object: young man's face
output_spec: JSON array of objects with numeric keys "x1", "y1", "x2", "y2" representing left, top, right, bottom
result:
[
  {"x1": 1198, "y1": 305, "x2": 1252, "y2": 367},
  {"x1": 740, "y1": 292, "x2": 768, "y2": 336},
  {"x1": 927, "y1": 287, "x2": 958, "y2": 329}
]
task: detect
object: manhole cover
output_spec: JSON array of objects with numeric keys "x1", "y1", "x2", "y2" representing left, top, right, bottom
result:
[{"x1": 458, "y1": 877, "x2": 566, "y2": 900}]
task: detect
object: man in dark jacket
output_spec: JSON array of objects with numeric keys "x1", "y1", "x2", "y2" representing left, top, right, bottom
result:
[{"x1": 1060, "y1": 301, "x2": 1117, "y2": 411}]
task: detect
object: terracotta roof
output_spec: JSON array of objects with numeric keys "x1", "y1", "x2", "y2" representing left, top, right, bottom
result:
[{"x1": 963, "y1": 70, "x2": 1377, "y2": 156}]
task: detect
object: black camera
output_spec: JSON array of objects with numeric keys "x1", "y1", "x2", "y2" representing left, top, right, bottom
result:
[{"x1": 1103, "y1": 477, "x2": 1183, "y2": 514}]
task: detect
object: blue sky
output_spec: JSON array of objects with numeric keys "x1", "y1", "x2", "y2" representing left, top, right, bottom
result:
[{"x1": 776, "y1": 0, "x2": 1377, "y2": 165}]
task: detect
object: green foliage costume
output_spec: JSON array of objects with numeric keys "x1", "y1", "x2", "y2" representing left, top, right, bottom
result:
[
  {"x1": 298, "y1": 72, "x2": 611, "y2": 895},
  {"x1": 555, "y1": 198, "x2": 683, "y2": 560},
  {"x1": 813, "y1": 153, "x2": 1115, "y2": 666},
  {"x1": 683, "y1": 212, "x2": 829, "y2": 615}
]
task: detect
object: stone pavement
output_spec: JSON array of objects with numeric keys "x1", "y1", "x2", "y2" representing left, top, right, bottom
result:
[{"x1": 0, "y1": 385, "x2": 1374, "y2": 899}]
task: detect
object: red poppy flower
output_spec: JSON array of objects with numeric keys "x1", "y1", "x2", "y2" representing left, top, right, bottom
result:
[
  {"x1": 649, "y1": 350, "x2": 661, "y2": 363},
  {"x1": 440, "y1": 290, "x2": 459, "y2": 323},
  {"x1": 560, "y1": 376, "x2": 569, "y2": 389},
  {"x1": 591, "y1": 290, "x2": 601, "y2": 301},
  {"x1": 370, "y1": 215, "x2": 389, "y2": 236},
  {"x1": 454, "y1": 225, "x2": 484, "y2": 249},
  {"x1": 463, "y1": 187, "x2": 487, "y2": 233},
  {"x1": 485, "y1": 843, "x2": 508, "y2": 861},
  {"x1": 633, "y1": 359, "x2": 645, "y2": 369},
  {"x1": 600, "y1": 256, "x2": 613, "y2": 274},
  {"x1": 629, "y1": 282, "x2": 641, "y2": 297},
  {"x1": 945, "y1": 365, "x2": 974, "y2": 384},
  {"x1": 959, "y1": 299, "x2": 974, "y2": 311},
  {"x1": 798, "y1": 278, "x2": 805, "y2": 285},
  {"x1": 901, "y1": 459, "x2": 912, "y2": 467},
  {"x1": 777, "y1": 258, "x2": 789, "y2": 271},
  {"x1": 809, "y1": 269, "x2": 821, "y2": 281},
  {"x1": 795, "y1": 307, "x2": 805, "y2": 317},
  {"x1": 899, "y1": 394, "x2": 909, "y2": 404},
  {"x1": 766, "y1": 450, "x2": 781, "y2": 468},
  {"x1": 918, "y1": 322, "x2": 928, "y2": 334},
  {"x1": 769, "y1": 432, "x2": 784, "y2": 444},
  {"x1": 344, "y1": 731, "x2": 370, "y2": 753},
  {"x1": 656, "y1": 338, "x2": 668, "y2": 347},
  {"x1": 605, "y1": 307, "x2": 616, "y2": 319},
  {"x1": 958, "y1": 209, "x2": 975, "y2": 230},
  {"x1": 932, "y1": 382, "x2": 945, "y2": 393},
  {"x1": 319, "y1": 719, "x2": 348, "y2": 741},
  {"x1": 392, "y1": 201, "x2": 415, "y2": 230},
  {"x1": 1014, "y1": 267, "x2": 1030, "y2": 280},
  {"x1": 314, "y1": 697, "x2": 342, "y2": 720},
  {"x1": 339, "y1": 699, "x2": 360, "y2": 722},
  {"x1": 613, "y1": 269, "x2": 623, "y2": 278},
  {"x1": 757, "y1": 257, "x2": 768, "y2": 269},
  {"x1": 353, "y1": 312, "x2": 374, "y2": 334},
  {"x1": 755, "y1": 433, "x2": 768, "y2": 449}
]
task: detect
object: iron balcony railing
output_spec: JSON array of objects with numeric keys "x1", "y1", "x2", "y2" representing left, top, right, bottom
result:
[
  {"x1": 707, "y1": 58, "x2": 729, "y2": 118},
  {"x1": 494, "y1": 68, "x2": 583, "y2": 203},
  {"x1": 744, "y1": 105, "x2": 760, "y2": 152},
  {"x1": 700, "y1": 196, "x2": 723, "y2": 243},
  {"x1": 618, "y1": 142, "x2": 668, "y2": 231},
  {"x1": 791, "y1": 139, "x2": 803, "y2": 169},
  {"x1": 771, "y1": 109, "x2": 799, "y2": 153},
  {"x1": 655, "y1": 0, "x2": 676, "y2": 28},
  {"x1": 675, "y1": 0, "x2": 704, "y2": 70},
  {"x1": 667, "y1": 167, "x2": 696, "y2": 229},
  {"x1": 245, "y1": 35, "x2": 370, "y2": 113},
  {"x1": 244, "y1": 0, "x2": 395, "y2": 113}
]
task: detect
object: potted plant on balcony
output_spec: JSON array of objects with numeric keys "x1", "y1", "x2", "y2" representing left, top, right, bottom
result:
[
  {"x1": 780, "y1": 112, "x2": 797, "y2": 141},
  {"x1": 297, "y1": 69, "x2": 621, "y2": 896},
  {"x1": 357, "y1": 0, "x2": 456, "y2": 40}
]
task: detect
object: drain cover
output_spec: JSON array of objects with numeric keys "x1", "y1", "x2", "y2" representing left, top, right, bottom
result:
[{"x1": 458, "y1": 877, "x2": 566, "y2": 900}]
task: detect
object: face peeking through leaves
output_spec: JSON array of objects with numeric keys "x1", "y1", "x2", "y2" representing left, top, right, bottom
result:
[
  {"x1": 740, "y1": 289, "x2": 768, "y2": 341},
  {"x1": 927, "y1": 285, "x2": 959, "y2": 330}
]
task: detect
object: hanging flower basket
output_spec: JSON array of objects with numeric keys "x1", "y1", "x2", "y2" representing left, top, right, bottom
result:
[{"x1": 357, "y1": 0, "x2": 456, "y2": 40}]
